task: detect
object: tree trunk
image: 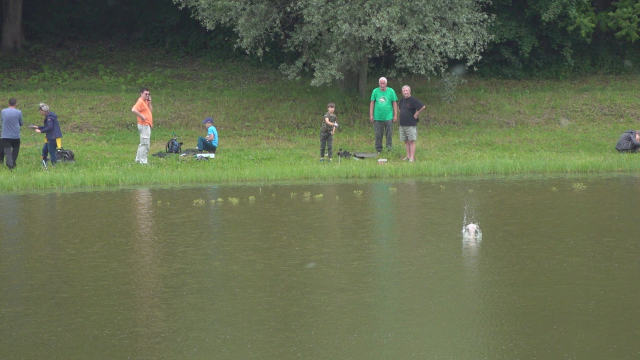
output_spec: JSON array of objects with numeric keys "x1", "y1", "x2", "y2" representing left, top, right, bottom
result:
[
  {"x1": 357, "y1": 56, "x2": 368, "y2": 99},
  {"x1": 1, "y1": 0, "x2": 24, "y2": 52},
  {"x1": 337, "y1": 70, "x2": 357, "y2": 93}
]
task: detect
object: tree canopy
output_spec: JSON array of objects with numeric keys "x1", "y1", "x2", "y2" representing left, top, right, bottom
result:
[
  {"x1": 483, "y1": 0, "x2": 640, "y2": 77},
  {"x1": 2, "y1": 0, "x2": 639, "y2": 80},
  {"x1": 173, "y1": 0, "x2": 493, "y2": 96}
]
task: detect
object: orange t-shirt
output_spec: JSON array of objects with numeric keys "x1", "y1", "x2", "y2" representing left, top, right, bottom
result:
[{"x1": 133, "y1": 97, "x2": 153, "y2": 127}]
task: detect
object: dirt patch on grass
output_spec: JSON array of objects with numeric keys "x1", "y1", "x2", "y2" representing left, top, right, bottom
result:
[{"x1": 67, "y1": 122, "x2": 103, "y2": 133}]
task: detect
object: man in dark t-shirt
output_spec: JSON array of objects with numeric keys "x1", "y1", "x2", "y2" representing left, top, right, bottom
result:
[{"x1": 398, "y1": 85, "x2": 425, "y2": 162}]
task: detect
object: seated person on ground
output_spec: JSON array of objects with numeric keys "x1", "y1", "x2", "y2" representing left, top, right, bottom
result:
[
  {"x1": 615, "y1": 130, "x2": 640, "y2": 153},
  {"x1": 197, "y1": 117, "x2": 218, "y2": 153}
]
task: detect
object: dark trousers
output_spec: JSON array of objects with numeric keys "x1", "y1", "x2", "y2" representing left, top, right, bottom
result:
[
  {"x1": 0, "y1": 138, "x2": 20, "y2": 168},
  {"x1": 373, "y1": 120, "x2": 393, "y2": 152},
  {"x1": 320, "y1": 131, "x2": 333, "y2": 158},
  {"x1": 42, "y1": 140, "x2": 58, "y2": 164},
  {"x1": 197, "y1": 137, "x2": 217, "y2": 153}
]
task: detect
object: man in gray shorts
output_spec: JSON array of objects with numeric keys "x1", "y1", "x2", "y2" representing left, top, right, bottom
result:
[{"x1": 398, "y1": 85, "x2": 425, "y2": 162}]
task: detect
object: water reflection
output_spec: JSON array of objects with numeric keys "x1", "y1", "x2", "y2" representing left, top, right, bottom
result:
[
  {"x1": 131, "y1": 188, "x2": 166, "y2": 357},
  {"x1": 0, "y1": 195, "x2": 25, "y2": 351},
  {"x1": 2, "y1": 176, "x2": 640, "y2": 358},
  {"x1": 462, "y1": 233, "x2": 481, "y2": 261}
]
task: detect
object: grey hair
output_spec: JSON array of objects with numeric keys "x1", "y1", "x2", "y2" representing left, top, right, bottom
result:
[
  {"x1": 379, "y1": 77, "x2": 387, "y2": 83},
  {"x1": 38, "y1": 103, "x2": 50, "y2": 112},
  {"x1": 402, "y1": 85, "x2": 411, "y2": 91}
]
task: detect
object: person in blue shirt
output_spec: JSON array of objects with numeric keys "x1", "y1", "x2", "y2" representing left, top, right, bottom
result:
[
  {"x1": 197, "y1": 117, "x2": 218, "y2": 153},
  {"x1": 0, "y1": 97, "x2": 23, "y2": 169}
]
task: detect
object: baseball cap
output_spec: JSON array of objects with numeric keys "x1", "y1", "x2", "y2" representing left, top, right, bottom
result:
[
  {"x1": 38, "y1": 103, "x2": 50, "y2": 112},
  {"x1": 202, "y1": 117, "x2": 214, "y2": 124}
]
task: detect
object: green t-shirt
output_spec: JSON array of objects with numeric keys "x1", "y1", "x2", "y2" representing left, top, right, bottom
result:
[{"x1": 370, "y1": 87, "x2": 398, "y2": 121}]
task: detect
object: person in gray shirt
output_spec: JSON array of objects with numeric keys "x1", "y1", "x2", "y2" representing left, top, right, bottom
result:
[{"x1": 0, "y1": 97, "x2": 23, "y2": 169}]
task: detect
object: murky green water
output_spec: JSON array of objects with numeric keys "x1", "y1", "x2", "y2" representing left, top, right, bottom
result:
[{"x1": 2, "y1": 176, "x2": 640, "y2": 359}]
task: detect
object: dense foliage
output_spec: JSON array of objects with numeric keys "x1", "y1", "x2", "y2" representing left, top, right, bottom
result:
[
  {"x1": 173, "y1": 0, "x2": 493, "y2": 96},
  {"x1": 0, "y1": 0, "x2": 638, "y2": 78},
  {"x1": 483, "y1": 0, "x2": 640, "y2": 77},
  {"x1": 16, "y1": 0, "x2": 240, "y2": 58}
]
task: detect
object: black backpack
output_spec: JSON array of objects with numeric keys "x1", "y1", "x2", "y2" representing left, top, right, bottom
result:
[
  {"x1": 166, "y1": 138, "x2": 183, "y2": 153},
  {"x1": 56, "y1": 148, "x2": 75, "y2": 162}
]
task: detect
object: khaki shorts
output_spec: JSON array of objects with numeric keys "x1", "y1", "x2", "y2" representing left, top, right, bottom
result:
[{"x1": 399, "y1": 126, "x2": 417, "y2": 142}]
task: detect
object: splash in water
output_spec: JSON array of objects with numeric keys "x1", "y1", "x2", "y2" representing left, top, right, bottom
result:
[
  {"x1": 462, "y1": 196, "x2": 482, "y2": 240},
  {"x1": 462, "y1": 222, "x2": 482, "y2": 239}
]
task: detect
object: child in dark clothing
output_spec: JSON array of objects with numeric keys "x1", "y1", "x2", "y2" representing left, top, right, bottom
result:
[{"x1": 320, "y1": 102, "x2": 337, "y2": 162}]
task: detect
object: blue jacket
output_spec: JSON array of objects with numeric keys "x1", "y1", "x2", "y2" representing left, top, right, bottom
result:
[{"x1": 38, "y1": 112, "x2": 63, "y2": 142}]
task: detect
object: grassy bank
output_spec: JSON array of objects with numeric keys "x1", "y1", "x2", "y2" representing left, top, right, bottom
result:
[{"x1": 1, "y1": 45, "x2": 640, "y2": 192}]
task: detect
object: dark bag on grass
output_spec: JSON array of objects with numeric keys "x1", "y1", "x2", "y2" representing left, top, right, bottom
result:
[
  {"x1": 56, "y1": 148, "x2": 75, "y2": 162},
  {"x1": 337, "y1": 149, "x2": 352, "y2": 158},
  {"x1": 166, "y1": 138, "x2": 183, "y2": 153}
]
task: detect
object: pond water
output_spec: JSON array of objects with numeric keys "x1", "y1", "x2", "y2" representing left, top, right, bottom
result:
[{"x1": 1, "y1": 176, "x2": 640, "y2": 359}]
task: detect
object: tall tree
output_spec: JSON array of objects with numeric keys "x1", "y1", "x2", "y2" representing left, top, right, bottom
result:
[
  {"x1": 173, "y1": 0, "x2": 492, "y2": 97},
  {"x1": 1, "y1": 0, "x2": 23, "y2": 51}
]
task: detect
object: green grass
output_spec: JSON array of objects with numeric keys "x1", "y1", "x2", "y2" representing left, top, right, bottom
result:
[{"x1": 1, "y1": 45, "x2": 640, "y2": 192}]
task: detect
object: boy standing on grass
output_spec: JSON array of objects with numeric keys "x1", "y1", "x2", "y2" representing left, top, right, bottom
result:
[
  {"x1": 320, "y1": 102, "x2": 337, "y2": 162},
  {"x1": 198, "y1": 117, "x2": 218, "y2": 153}
]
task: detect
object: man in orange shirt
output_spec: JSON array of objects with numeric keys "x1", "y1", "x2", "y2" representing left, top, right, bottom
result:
[{"x1": 131, "y1": 87, "x2": 153, "y2": 164}]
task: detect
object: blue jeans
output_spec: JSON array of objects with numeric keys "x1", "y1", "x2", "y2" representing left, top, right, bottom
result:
[
  {"x1": 42, "y1": 140, "x2": 58, "y2": 164},
  {"x1": 197, "y1": 137, "x2": 217, "y2": 153}
]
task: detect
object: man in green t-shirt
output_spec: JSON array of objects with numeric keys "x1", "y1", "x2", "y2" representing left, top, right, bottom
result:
[{"x1": 369, "y1": 77, "x2": 398, "y2": 153}]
